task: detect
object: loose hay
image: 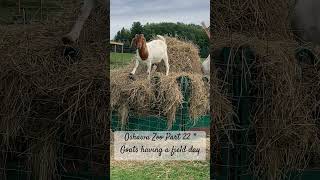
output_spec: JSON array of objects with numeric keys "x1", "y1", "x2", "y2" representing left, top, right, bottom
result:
[{"x1": 212, "y1": 33, "x2": 320, "y2": 179}]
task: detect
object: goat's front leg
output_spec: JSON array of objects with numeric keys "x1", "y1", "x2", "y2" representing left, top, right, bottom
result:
[
  {"x1": 163, "y1": 54, "x2": 170, "y2": 76},
  {"x1": 130, "y1": 58, "x2": 139, "y2": 75},
  {"x1": 147, "y1": 61, "x2": 152, "y2": 80}
]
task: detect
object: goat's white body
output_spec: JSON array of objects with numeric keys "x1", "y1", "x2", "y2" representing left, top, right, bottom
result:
[
  {"x1": 291, "y1": 0, "x2": 320, "y2": 45},
  {"x1": 202, "y1": 55, "x2": 210, "y2": 78},
  {"x1": 130, "y1": 35, "x2": 169, "y2": 79}
]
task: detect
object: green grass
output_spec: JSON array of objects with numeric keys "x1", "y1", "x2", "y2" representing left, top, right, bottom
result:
[
  {"x1": 111, "y1": 161, "x2": 210, "y2": 180},
  {"x1": 110, "y1": 52, "x2": 134, "y2": 69}
]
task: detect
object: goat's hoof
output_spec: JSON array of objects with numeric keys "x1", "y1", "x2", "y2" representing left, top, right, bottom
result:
[
  {"x1": 128, "y1": 73, "x2": 135, "y2": 80},
  {"x1": 202, "y1": 76, "x2": 209, "y2": 82}
]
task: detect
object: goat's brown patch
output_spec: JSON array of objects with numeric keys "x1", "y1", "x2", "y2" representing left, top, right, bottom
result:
[{"x1": 132, "y1": 34, "x2": 149, "y2": 60}]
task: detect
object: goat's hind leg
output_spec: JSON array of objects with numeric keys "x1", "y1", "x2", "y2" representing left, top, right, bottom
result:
[{"x1": 147, "y1": 61, "x2": 152, "y2": 80}]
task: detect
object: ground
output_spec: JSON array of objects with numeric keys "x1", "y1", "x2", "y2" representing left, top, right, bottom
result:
[{"x1": 111, "y1": 161, "x2": 209, "y2": 180}]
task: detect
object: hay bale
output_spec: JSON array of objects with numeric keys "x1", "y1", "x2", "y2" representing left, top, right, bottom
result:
[
  {"x1": 212, "y1": 0, "x2": 294, "y2": 40},
  {"x1": 142, "y1": 36, "x2": 202, "y2": 74},
  {"x1": 0, "y1": 2, "x2": 108, "y2": 179},
  {"x1": 111, "y1": 63, "x2": 211, "y2": 129},
  {"x1": 212, "y1": 34, "x2": 320, "y2": 179}
]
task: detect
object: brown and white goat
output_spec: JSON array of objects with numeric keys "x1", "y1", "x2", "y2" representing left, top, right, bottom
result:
[{"x1": 130, "y1": 34, "x2": 169, "y2": 79}]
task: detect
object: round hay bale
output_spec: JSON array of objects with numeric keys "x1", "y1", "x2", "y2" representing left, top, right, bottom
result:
[{"x1": 146, "y1": 36, "x2": 203, "y2": 74}]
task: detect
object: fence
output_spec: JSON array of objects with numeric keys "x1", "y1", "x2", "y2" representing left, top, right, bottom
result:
[
  {"x1": 212, "y1": 46, "x2": 320, "y2": 180},
  {"x1": 0, "y1": 0, "x2": 66, "y2": 24}
]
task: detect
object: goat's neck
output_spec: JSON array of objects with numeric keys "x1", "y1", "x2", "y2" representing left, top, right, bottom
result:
[{"x1": 138, "y1": 41, "x2": 149, "y2": 60}]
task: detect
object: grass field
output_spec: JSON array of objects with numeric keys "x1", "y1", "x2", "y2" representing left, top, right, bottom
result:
[
  {"x1": 110, "y1": 52, "x2": 207, "y2": 69},
  {"x1": 111, "y1": 161, "x2": 210, "y2": 180},
  {"x1": 110, "y1": 52, "x2": 134, "y2": 69}
]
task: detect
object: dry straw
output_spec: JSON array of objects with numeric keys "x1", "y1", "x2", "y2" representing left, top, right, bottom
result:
[
  {"x1": 0, "y1": 0, "x2": 108, "y2": 179},
  {"x1": 212, "y1": 0, "x2": 320, "y2": 178},
  {"x1": 212, "y1": 30, "x2": 320, "y2": 180},
  {"x1": 211, "y1": 0, "x2": 295, "y2": 40}
]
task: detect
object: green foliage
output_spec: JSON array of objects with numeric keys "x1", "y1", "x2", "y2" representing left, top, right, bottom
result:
[
  {"x1": 113, "y1": 21, "x2": 209, "y2": 58},
  {"x1": 130, "y1": 21, "x2": 144, "y2": 38},
  {"x1": 114, "y1": 27, "x2": 132, "y2": 49}
]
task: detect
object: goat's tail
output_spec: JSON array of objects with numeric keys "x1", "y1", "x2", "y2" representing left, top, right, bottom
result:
[{"x1": 157, "y1": 35, "x2": 166, "y2": 43}]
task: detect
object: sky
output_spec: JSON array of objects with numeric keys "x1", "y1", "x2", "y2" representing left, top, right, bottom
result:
[{"x1": 110, "y1": 0, "x2": 210, "y2": 39}]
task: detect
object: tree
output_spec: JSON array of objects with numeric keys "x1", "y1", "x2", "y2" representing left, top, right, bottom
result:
[
  {"x1": 130, "y1": 22, "x2": 144, "y2": 38},
  {"x1": 114, "y1": 27, "x2": 131, "y2": 42}
]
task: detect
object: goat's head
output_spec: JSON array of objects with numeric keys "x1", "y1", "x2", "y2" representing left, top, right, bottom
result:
[{"x1": 131, "y1": 34, "x2": 146, "y2": 49}]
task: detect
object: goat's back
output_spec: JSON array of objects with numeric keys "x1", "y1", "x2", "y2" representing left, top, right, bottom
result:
[{"x1": 146, "y1": 39, "x2": 168, "y2": 59}]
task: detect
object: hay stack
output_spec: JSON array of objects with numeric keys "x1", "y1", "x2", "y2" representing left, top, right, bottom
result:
[
  {"x1": 212, "y1": 33, "x2": 320, "y2": 179},
  {"x1": 111, "y1": 37, "x2": 217, "y2": 129},
  {"x1": 156, "y1": 37, "x2": 202, "y2": 73},
  {"x1": 0, "y1": 2, "x2": 108, "y2": 179},
  {"x1": 212, "y1": 0, "x2": 294, "y2": 40}
]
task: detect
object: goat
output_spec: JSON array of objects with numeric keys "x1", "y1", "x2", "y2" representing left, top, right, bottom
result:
[
  {"x1": 290, "y1": 0, "x2": 320, "y2": 46},
  {"x1": 201, "y1": 22, "x2": 210, "y2": 78},
  {"x1": 130, "y1": 34, "x2": 169, "y2": 80}
]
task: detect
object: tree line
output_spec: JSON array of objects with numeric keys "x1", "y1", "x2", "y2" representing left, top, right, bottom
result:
[{"x1": 113, "y1": 22, "x2": 209, "y2": 58}]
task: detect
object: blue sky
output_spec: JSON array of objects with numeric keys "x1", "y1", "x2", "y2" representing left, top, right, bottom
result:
[{"x1": 110, "y1": 0, "x2": 210, "y2": 39}]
